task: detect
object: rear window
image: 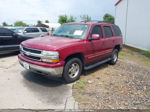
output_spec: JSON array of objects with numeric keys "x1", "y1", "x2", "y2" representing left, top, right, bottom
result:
[
  {"x1": 40, "y1": 28, "x2": 48, "y2": 32},
  {"x1": 112, "y1": 25, "x2": 122, "y2": 36},
  {"x1": 103, "y1": 26, "x2": 113, "y2": 38}
]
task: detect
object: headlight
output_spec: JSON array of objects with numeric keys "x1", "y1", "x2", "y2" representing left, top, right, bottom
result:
[{"x1": 41, "y1": 51, "x2": 60, "y2": 63}]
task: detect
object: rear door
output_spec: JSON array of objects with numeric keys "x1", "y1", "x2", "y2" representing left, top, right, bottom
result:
[{"x1": 101, "y1": 25, "x2": 114, "y2": 57}]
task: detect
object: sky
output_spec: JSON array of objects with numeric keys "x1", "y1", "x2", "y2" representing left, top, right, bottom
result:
[{"x1": 0, "y1": 0, "x2": 117, "y2": 25}]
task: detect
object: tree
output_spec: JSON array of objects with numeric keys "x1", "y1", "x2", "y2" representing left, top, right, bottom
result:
[
  {"x1": 67, "y1": 16, "x2": 76, "y2": 22},
  {"x1": 45, "y1": 20, "x2": 49, "y2": 23},
  {"x1": 14, "y1": 21, "x2": 28, "y2": 26},
  {"x1": 37, "y1": 20, "x2": 42, "y2": 24},
  {"x1": 58, "y1": 15, "x2": 68, "y2": 24},
  {"x1": 103, "y1": 13, "x2": 115, "y2": 24},
  {"x1": 2, "y1": 22, "x2": 8, "y2": 26},
  {"x1": 80, "y1": 15, "x2": 91, "y2": 22}
]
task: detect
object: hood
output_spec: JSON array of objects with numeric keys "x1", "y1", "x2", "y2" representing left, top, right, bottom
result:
[{"x1": 22, "y1": 36, "x2": 83, "y2": 51}]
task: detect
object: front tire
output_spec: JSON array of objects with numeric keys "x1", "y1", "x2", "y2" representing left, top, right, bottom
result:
[
  {"x1": 109, "y1": 49, "x2": 119, "y2": 65},
  {"x1": 63, "y1": 58, "x2": 82, "y2": 83}
]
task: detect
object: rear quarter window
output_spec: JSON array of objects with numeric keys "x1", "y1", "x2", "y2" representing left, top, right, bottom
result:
[
  {"x1": 40, "y1": 28, "x2": 48, "y2": 32},
  {"x1": 112, "y1": 25, "x2": 122, "y2": 36}
]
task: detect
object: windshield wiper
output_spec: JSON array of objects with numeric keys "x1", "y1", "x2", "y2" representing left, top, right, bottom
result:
[{"x1": 53, "y1": 34, "x2": 74, "y2": 38}]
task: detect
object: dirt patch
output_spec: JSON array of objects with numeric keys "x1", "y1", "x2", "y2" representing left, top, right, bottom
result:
[{"x1": 73, "y1": 48, "x2": 150, "y2": 109}]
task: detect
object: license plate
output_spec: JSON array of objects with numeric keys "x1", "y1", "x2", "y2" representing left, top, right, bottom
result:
[{"x1": 23, "y1": 62, "x2": 30, "y2": 70}]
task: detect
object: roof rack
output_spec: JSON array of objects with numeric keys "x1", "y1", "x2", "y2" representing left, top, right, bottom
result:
[{"x1": 80, "y1": 20, "x2": 114, "y2": 24}]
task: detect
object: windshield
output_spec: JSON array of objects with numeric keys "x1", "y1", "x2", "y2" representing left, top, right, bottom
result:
[
  {"x1": 52, "y1": 24, "x2": 89, "y2": 39},
  {"x1": 14, "y1": 28, "x2": 24, "y2": 33}
]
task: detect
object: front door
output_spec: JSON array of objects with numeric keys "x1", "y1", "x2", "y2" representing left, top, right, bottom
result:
[
  {"x1": 86, "y1": 24, "x2": 104, "y2": 64},
  {"x1": 0, "y1": 28, "x2": 18, "y2": 53}
]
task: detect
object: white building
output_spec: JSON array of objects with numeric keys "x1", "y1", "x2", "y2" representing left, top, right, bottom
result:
[{"x1": 115, "y1": 0, "x2": 150, "y2": 51}]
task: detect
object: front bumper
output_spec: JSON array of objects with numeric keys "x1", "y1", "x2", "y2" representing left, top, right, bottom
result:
[{"x1": 18, "y1": 55, "x2": 64, "y2": 77}]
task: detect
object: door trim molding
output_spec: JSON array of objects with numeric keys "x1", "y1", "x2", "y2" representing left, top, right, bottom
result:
[{"x1": 88, "y1": 50, "x2": 112, "y2": 59}]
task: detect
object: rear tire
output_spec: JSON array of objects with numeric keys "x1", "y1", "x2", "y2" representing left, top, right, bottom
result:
[
  {"x1": 109, "y1": 49, "x2": 119, "y2": 65},
  {"x1": 63, "y1": 58, "x2": 82, "y2": 83}
]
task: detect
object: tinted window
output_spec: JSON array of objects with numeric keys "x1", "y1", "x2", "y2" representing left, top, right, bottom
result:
[
  {"x1": 91, "y1": 25, "x2": 103, "y2": 38},
  {"x1": 32, "y1": 28, "x2": 39, "y2": 32},
  {"x1": 25, "y1": 28, "x2": 32, "y2": 33},
  {"x1": 0, "y1": 28, "x2": 13, "y2": 36},
  {"x1": 40, "y1": 28, "x2": 48, "y2": 32},
  {"x1": 25, "y1": 28, "x2": 39, "y2": 33},
  {"x1": 112, "y1": 25, "x2": 122, "y2": 36},
  {"x1": 103, "y1": 26, "x2": 113, "y2": 38}
]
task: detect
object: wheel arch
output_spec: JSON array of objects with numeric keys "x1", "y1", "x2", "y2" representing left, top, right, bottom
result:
[
  {"x1": 114, "y1": 45, "x2": 121, "y2": 52},
  {"x1": 65, "y1": 53, "x2": 84, "y2": 65}
]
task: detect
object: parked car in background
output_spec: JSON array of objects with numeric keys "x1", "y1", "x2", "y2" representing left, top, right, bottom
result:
[
  {"x1": 14, "y1": 27, "x2": 49, "y2": 37},
  {"x1": 6, "y1": 27, "x2": 20, "y2": 32},
  {"x1": 0, "y1": 27, "x2": 34, "y2": 54},
  {"x1": 18, "y1": 21, "x2": 123, "y2": 83}
]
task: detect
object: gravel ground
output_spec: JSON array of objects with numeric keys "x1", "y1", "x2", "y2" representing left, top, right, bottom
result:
[{"x1": 73, "y1": 48, "x2": 150, "y2": 109}]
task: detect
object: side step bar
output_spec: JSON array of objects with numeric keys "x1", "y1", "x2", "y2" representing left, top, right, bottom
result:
[{"x1": 84, "y1": 58, "x2": 111, "y2": 70}]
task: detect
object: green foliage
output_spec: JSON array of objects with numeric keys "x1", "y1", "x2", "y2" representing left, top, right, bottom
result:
[
  {"x1": 37, "y1": 20, "x2": 42, "y2": 24},
  {"x1": 45, "y1": 20, "x2": 49, "y2": 23},
  {"x1": 58, "y1": 15, "x2": 68, "y2": 24},
  {"x1": 67, "y1": 16, "x2": 76, "y2": 22},
  {"x1": 58, "y1": 15, "x2": 76, "y2": 24},
  {"x1": 14, "y1": 21, "x2": 28, "y2": 26},
  {"x1": 2, "y1": 22, "x2": 8, "y2": 26},
  {"x1": 103, "y1": 13, "x2": 115, "y2": 24},
  {"x1": 125, "y1": 45, "x2": 150, "y2": 57},
  {"x1": 73, "y1": 80, "x2": 87, "y2": 89},
  {"x1": 80, "y1": 15, "x2": 91, "y2": 22}
]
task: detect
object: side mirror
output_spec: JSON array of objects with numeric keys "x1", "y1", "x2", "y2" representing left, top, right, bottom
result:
[
  {"x1": 89, "y1": 34, "x2": 100, "y2": 40},
  {"x1": 23, "y1": 31, "x2": 27, "y2": 34}
]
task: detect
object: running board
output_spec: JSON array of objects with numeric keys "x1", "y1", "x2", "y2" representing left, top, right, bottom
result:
[{"x1": 84, "y1": 58, "x2": 111, "y2": 70}]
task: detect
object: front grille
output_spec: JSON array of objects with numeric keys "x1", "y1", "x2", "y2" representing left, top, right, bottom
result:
[
  {"x1": 23, "y1": 53, "x2": 41, "y2": 61},
  {"x1": 21, "y1": 46, "x2": 42, "y2": 61},
  {"x1": 23, "y1": 47, "x2": 41, "y2": 54}
]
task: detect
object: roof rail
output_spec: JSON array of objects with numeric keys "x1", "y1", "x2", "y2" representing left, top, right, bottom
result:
[{"x1": 80, "y1": 20, "x2": 114, "y2": 24}]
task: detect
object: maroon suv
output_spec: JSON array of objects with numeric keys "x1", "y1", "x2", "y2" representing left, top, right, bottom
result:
[{"x1": 18, "y1": 22, "x2": 123, "y2": 83}]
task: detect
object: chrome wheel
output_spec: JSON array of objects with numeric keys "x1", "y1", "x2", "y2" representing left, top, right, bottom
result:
[
  {"x1": 68, "y1": 63, "x2": 80, "y2": 78},
  {"x1": 113, "y1": 52, "x2": 118, "y2": 62}
]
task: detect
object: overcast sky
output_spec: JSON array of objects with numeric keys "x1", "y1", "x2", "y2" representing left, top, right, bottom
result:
[{"x1": 0, "y1": 0, "x2": 117, "y2": 25}]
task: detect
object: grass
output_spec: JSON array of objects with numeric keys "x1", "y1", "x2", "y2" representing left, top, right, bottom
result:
[
  {"x1": 119, "y1": 52, "x2": 128, "y2": 57},
  {"x1": 73, "y1": 80, "x2": 87, "y2": 89},
  {"x1": 120, "y1": 47, "x2": 150, "y2": 67},
  {"x1": 124, "y1": 45, "x2": 150, "y2": 58}
]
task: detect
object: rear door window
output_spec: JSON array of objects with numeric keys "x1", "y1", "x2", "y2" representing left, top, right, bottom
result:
[
  {"x1": 112, "y1": 25, "x2": 122, "y2": 36},
  {"x1": 91, "y1": 25, "x2": 103, "y2": 38},
  {"x1": 25, "y1": 28, "x2": 39, "y2": 33},
  {"x1": 103, "y1": 26, "x2": 113, "y2": 38},
  {"x1": 32, "y1": 28, "x2": 39, "y2": 32}
]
